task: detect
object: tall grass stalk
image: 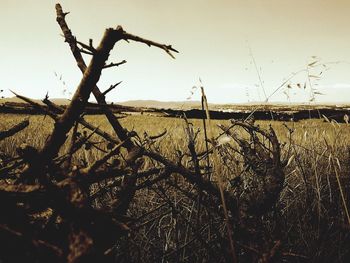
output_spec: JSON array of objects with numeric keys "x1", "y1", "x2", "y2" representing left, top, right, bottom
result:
[
  {"x1": 332, "y1": 157, "x2": 350, "y2": 225},
  {"x1": 200, "y1": 85, "x2": 237, "y2": 263}
]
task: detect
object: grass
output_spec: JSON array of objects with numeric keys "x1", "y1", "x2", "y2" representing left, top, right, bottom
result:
[{"x1": 1, "y1": 113, "x2": 350, "y2": 262}]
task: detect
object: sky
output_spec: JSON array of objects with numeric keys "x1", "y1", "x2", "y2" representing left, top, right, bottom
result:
[{"x1": 1, "y1": 0, "x2": 350, "y2": 104}]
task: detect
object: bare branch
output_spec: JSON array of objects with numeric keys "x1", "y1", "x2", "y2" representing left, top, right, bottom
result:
[
  {"x1": 149, "y1": 129, "x2": 167, "y2": 140},
  {"x1": 103, "y1": 60, "x2": 127, "y2": 69},
  {"x1": 42, "y1": 97, "x2": 121, "y2": 145},
  {"x1": 56, "y1": 3, "x2": 134, "y2": 151},
  {"x1": 143, "y1": 148, "x2": 238, "y2": 213},
  {"x1": 56, "y1": 3, "x2": 178, "y2": 217},
  {"x1": 102, "y1": 81, "x2": 122, "y2": 97},
  {"x1": 11, "y1": 90, "x2": 58, "y2": 121},
  {"x1": 76, "y1": 40, "x2": 96, "y2": 53},
  {"x1": 79, "y1": 48, "x2": 94, "y2": 56},
  {"x1": 122, "y1": 31, "x2": 179, "y2": 59},
  {"x1": 82, "y1": 138, "x2": 129, "y2": 174},
  {"x1": 64, "y1": 121, "x2": 79, "y2": 169},
  {"x1": 0, "y1": 119, "x2": 29, "y2": 141}
]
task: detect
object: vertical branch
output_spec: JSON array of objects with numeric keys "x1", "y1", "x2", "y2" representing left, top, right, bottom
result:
[
  {"x1": 56, "y1": 3, "x2": 133, "y2": 151},
  {"x1": 39, "y1": 26, "x2": 125, "y2": 161},
  {"x1": 184, "y1": 115, "x2": 201, "y2": 177},
  {"x1": 201, "y1": 91, "x2": 211, "y2": 180},
  {"x1": 64, "y1": 121, "x2": 79, "y2": 169},
  {"x1": 184, "y1": 113, "x2": 204, "y2": 227}
]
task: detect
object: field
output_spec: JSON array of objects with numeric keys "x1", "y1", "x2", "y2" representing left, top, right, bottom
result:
[{"x1": 1, "y1": 113, "x2": 350, "y2": 262}]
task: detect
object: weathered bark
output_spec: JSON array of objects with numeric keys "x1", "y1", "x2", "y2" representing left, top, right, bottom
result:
[{"x1": 42, "y1": 97, "x2": 120, "y2": 145}]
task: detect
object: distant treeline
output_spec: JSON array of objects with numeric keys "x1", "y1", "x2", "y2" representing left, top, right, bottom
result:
[
  {"x1": 1, "y1": 101, "x2": 349, "y2": 122},
  {"x1": 157, "y1": 108, "x2": 350, "y2": 122}
]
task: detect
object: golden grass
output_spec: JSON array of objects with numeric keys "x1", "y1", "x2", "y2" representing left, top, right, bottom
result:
[
  {"x1": 1, "y1": 113, "x2": 349, "y2": 177},
  {"x1": 1, "y1": 113, "x2": 350, "y2": 261}
]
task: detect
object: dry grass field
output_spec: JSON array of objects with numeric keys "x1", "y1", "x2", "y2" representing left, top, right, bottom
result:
[{"x1": 1, "y1": 113, "x2": 349, "y2": 262}]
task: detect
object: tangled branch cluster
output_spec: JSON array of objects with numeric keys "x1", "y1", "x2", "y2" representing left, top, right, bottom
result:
[{"x1": 0, "y1": 4, "x2": 286, "y2": 263}]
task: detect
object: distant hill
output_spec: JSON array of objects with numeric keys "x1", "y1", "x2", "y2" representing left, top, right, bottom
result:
[
  {"x1": 0, "y1": 97, "x2": 71, "y2": 105},
  {"x1": 0, "y1": 97, "x2": 205, "y2": 109},
  {"x1": 50, "y1": 98, "x2": 71, "y2": 105},
  {"x1": 117, "y1": 100, "x2": 213, "y2": 109},
  {"x1": 1, "y1": 97, "x2": 349, "y2": 111},
  {"x1": 116, "y1": 100, "x2": 350, "y2": 111}
]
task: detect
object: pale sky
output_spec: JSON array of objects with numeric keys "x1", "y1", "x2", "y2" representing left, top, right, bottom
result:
[{"x1": 1, "y1": 0, "x2": 350, "y2": 103}]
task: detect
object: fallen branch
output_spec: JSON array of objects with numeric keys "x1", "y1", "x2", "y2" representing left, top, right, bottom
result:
[{"x1": 0, "y1": 119, "x2": 29, "y2": 141}]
